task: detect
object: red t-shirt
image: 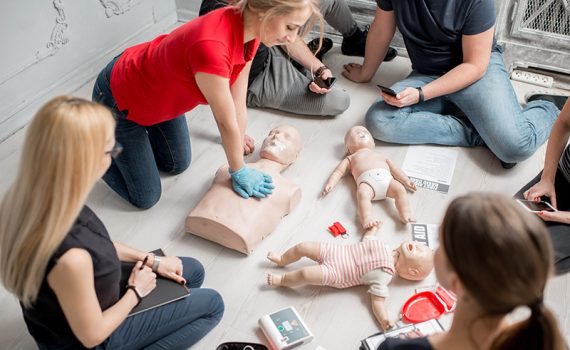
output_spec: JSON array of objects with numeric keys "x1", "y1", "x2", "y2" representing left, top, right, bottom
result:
[{"x1": 110, "y1": 7, "x2": 259, "y2": 126}]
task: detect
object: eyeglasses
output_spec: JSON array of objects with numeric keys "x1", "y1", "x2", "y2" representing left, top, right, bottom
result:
[{"x1": 105, "y1": 142, "x2": 123, "y2": 159}]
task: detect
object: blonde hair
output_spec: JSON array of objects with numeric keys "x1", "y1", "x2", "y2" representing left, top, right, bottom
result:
[
  {"x1": 233, "y1": 0, "x2": 324, "y2": 47},
  {"x1": 0, "y1": 96, "x2": 115, "y2": 307}
]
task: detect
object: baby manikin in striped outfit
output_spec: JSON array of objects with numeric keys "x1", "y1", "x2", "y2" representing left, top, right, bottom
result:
[{"x1": 267, "y1": 238, "x2": 434, "y2": 330}]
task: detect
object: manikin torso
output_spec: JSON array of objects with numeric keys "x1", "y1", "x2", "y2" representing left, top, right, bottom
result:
[{"x1": 186, "y1": 125, "x2": 303, "y2": 255}]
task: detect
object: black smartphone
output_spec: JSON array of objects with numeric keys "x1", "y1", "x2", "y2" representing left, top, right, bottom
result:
[
  {"x1": 377, "y1": 84, "x2": 397, "y2": 97},
  {"x1": 313, "y1": 76, "x2": 337, "y2": 89},
  {"x1": 516, "y1": 199, "x2": 556, "y2": 212}
]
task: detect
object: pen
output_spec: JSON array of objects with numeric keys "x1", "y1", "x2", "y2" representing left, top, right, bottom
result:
[{"x1": 140, "y1": 255, "x2": 149, "y2": 270}]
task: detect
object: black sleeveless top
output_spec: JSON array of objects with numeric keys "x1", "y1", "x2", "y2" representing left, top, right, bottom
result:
[{"x1": 21, "y1": 206, "x2": 121, "y2": 348}]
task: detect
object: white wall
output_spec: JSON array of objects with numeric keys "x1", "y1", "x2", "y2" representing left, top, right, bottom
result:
[
  {"x1": 175, "y1": 0, "x2": 201, "y2": 21},
  {"x1": 0, "y1": 0, "x2": 178, "y2": 142}
]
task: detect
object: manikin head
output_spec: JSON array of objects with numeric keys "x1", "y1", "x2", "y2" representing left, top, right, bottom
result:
[
  {"x1": 394, "y1": 241, "x2": 434, "y2": 281},
  {"x1": 344, "y1": 126, "x2": 375, "y2": 154},
  {"x1": 260, "y1": 125, "x2": 303, "y2": 166}
]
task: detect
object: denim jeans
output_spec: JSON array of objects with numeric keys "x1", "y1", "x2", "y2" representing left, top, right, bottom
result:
[
  {"x1": 102, "y1": 257, "x2": 224, "y2": 350},
  {"x1": 37, "y1": 258, "x2": 224, "y2": 350},
  {"x1": 365, "y1": 49, "x2": 560, "y2": 163},
  {"x1": 92, "y1": 56, "x2": 191, "y2": 209}
]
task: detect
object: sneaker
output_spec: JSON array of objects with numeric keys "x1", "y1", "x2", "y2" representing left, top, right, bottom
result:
[
  {"x1": 341, "y1": 25, "x2": 398, "y2": 61},
  {"x1": 500, "y1": 160, "x2": 517, "y2": 169},
  {"x1": 307, "y1": 37, "x2": 333, "y2": 61},
  {"x1": 526, "y1": 93, "x2": 568, "y2": 110}
]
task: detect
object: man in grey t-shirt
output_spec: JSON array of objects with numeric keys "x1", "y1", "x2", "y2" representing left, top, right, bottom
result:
[{"x1": 343, "y1": 0, "x2": 562, "y2": 168}]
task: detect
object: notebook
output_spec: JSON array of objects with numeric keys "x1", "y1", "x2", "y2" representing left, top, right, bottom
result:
[{"x1": 120, "y1": 249, "x2": 190, "y2": 317}]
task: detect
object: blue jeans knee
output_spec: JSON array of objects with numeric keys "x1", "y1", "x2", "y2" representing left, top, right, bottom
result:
[{"x1": 365, "y1": 101, "x2": 400, "y2": 142}]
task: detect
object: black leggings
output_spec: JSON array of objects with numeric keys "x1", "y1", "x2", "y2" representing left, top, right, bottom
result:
[{"x1": 515, "y1": 168, "x2": 570, "y2": 274}]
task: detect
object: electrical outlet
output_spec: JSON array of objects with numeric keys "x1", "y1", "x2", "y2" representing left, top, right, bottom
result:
[{"x1": 510, "y1": 69, "x2": 554, "y2": 88}]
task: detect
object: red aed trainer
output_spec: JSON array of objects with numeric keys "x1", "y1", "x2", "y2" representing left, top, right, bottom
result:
[{"x1": 401, "y1": 286, "x2": 457, "y2": 324}]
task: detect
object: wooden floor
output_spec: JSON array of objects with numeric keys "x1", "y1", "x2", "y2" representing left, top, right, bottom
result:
[{"x1": 0, "y1": 47, "x2": 568, "y2": 349}]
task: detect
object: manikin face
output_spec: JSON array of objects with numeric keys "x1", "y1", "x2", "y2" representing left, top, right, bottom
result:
[
  {"x1": 260, "y1": 125, "x2": 302, "y2": 165},
  {"x1": 395, "y1": 241, "x2": 434, "y2": 281},
  {"x1": 259, "y1": 6, "x2": 313, "y2": 47},
  {"x1": 344, "y1": 126, "x2": 375, "y2": 154}
]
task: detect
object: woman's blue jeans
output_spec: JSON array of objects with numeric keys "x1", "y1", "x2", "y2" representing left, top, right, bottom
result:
[
  {"x1": 102, "y1": 257, "x2": 224, "y2": 350},
  {"x1": 365, "y1": 48, "x2": 560, "y2": 163},
  {"x1": 92, "y1": 56, "x2": 192, "y2": 209}
]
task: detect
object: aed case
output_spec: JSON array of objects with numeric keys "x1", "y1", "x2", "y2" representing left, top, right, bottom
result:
[{"x1": 259, "y1": 306, "x2": 313, "y2": 350}]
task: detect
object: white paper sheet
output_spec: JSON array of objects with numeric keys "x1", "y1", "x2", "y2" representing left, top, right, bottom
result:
[{"x1": 401, "y1": 146, "x2": 458, "y2": 193}]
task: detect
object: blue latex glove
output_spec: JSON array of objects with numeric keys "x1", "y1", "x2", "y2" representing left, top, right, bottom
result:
[{"x1": 230, "y1": 167, "x2": 274, "y2": 199}]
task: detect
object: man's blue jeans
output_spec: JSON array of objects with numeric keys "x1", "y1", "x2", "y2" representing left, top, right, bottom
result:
[
  {"x1": 102, "y1": 257, "x2": 224, "y2": 350},
  {"x1": 92, "y1": 56, "x2": 191, "y2": 209},
  {"x1": 365, "y1": 49, "x2": 559, "y2": 163}
]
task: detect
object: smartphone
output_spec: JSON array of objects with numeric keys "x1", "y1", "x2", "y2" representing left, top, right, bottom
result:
[
  {"x1": 377, "y1": 84, "x2": 397, "y2": 97},
  {"x1": 516, "y1": 199, "x2": 556, "y2": 212},
  {"x1": 313, "y1": 76, "x2": 337, "y2": 89}
]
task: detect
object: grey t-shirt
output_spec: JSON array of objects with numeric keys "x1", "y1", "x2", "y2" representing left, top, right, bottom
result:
[{"x1": 377, "y1": 0, "x2": 496, "y2": 75}]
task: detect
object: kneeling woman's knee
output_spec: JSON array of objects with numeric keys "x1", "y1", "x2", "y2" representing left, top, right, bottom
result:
[
  {"x1": 364, "y1": 102, "x2": 399, "y2": 142},
  {"x1": 131, "y1": 189, "x2": 161, "y2": 209},
  {"x1": 169, "y1": 151, "x2": 192, "y2": 175}
]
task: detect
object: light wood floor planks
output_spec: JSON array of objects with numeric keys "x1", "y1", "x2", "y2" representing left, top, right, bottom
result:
[{"x1": 0, "y1": 47, "x2": 568, "y2": 349}]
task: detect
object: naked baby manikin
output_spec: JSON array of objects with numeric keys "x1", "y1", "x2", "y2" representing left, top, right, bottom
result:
[
  {"x1": 186, "y1": 125, "x2": 303, "y2": 255},
  {"x1": 266, "y1": 239, "x2": 434, "y2": 330},
  {"x1": 322, "y1": 126, "x2": 417, "y2": 237}
]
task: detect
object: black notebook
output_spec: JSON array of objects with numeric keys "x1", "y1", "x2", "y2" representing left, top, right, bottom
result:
[{"x1": 120, "y1": 249, "x2": 190, "y2": 317}]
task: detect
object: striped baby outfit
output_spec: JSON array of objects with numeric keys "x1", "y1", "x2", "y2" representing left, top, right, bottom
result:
[{"x1": 318, "y1": 239, "x2": 395, "y2": 288}]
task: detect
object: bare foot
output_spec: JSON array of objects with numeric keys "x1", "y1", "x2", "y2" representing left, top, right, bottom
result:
[
  {"x1": 362, "y1": 217, "x2": 382, "y2": 230},
  {"x1": 401, "y1": 215, "x2": 416, "y2": 224},
  {"x1": 267, "y1": 273, "x2": 283, "y2": 286},
  {"x1": 267, "y1": 252, "x2": 284, "y2": 266}
]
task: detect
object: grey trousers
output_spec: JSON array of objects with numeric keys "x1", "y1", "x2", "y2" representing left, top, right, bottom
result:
[{"x1": 246, "y1": 0, "x2": 355, "y2": 117}]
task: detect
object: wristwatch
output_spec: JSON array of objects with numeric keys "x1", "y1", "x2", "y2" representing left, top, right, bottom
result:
[
  {"x1": 416, "y1": 87, "x2": 425, "y2": 103},
  {"x1": 152, "y1": 256, "x2": 161, "y2": 272},
  {"x1": 126, "y1": 284, "x2": 142, "y2": 305}
]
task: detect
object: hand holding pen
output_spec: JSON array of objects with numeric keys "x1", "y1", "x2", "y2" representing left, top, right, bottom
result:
[{"x1": 129, "y1": 256, "x2": 157, "y2": 297}]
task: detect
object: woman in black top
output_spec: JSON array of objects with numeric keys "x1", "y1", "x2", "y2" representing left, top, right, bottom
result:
[
  {"x1": 379, "y1": 193, "x2": 565, "y2": 350},
  {"x1": 521, "y1": 98, "x2": 570, "y2": 274},
  {"x1": 0, "y1": 96, "x2": 223, "y2": 349}
]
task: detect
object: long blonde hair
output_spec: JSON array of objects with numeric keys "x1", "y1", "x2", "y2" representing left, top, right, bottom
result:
[
  {"x1": 234, "y1": 0, "x2": 324, "y2": 45},
  {"x1": 0, "y1": 96, "x2": 115, "y2": 307}
]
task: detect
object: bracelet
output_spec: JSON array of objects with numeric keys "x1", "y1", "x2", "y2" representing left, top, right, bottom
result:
[
  {"x1": 152, "y1": 256, "x2": 161, "y2": 272},
  {"x1": 126, "y1": 285, "x2": 142, "y2": 305},
  {"x1": 416, "y1": 87, "x2": 425, "y2": 103},
  {"x1": 314, "y1": 65, "x2": 328, "y2": 78}
]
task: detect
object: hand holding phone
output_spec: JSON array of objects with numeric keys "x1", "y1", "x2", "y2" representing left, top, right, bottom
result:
[
  {"x1": 516, "y1": 199, "x2": 557, "y2": 213},
  {"x1": 313, "y1": 76, "x2": 337, "y2": 89},
  {"x1": 377, "y1": 85, "x2": 397, "y2": 97}
]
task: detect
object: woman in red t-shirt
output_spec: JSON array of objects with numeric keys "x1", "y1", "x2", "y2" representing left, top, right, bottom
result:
[{"x1": 93, "y1": 0, "x2": 321, "y2": 209}]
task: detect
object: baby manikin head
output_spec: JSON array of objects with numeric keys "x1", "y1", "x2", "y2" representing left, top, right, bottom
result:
[
  {"x1": 345, "y1": 126, "x2": 375, "y2": 154},
  {"x1": 260, "y1": 125, "x2": 303, "y2": 165},
  {"x1": 394, "y1": 241, "x2": 434, "y2": 281}
]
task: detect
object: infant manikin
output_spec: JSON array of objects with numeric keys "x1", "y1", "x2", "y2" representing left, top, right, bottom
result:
[
  {"x1": 266, "y1": 239, "x2": 434, "y2": 330},
  {"x1": 322, "y1": 126, "x2": 417, "y2": 238}
]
